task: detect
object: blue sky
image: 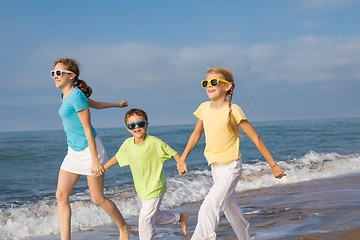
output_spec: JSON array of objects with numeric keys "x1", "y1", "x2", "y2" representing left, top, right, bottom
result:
[{"x1": 0, "y1": 0, "x2": 360, "y2": 132}]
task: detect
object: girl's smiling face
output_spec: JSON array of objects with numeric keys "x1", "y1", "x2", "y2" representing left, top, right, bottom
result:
[
  {"x1": 126, "y1": 114, "x2": 148, "y2": 144},
  {"x1": 205, "y1": 72, "x2": 232, "y2": 101},
  {"x1": 53, "y1": 63, "x2": 75, "y2": 89}
]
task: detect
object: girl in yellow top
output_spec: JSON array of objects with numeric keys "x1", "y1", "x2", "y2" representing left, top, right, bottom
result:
[{"x1": 180, "y1": 67, "x2": 286, "y2": 240}]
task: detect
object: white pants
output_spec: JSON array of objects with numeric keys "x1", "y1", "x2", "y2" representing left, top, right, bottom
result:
[
  {"x1": 139, "y1": 194, "x2": 180, "y2": 240},
  {"x1": 192, "y1": 159, "x2": 250, "y2": 240}
]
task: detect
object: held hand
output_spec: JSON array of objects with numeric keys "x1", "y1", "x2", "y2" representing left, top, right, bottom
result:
[
  {"x1": 91, "y1": 162, "x2": 105, "y2": 178},
  {"x1": 119, "y1": 100, "x2": 128, "y2": 108},
  {"x1": 177, "y1": 161, "x2": 189, "y2": 176},
  {"x1": 271, "y1": 164, "x2": 286, "y2": 179}
]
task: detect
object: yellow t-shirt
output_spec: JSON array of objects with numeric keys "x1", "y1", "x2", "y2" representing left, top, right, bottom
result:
[{"x1": 194, "y1": 101, "x2": 247, "y2": 165}]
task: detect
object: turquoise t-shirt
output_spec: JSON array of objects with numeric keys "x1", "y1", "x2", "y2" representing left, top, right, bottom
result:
[
  {"x1": 115, "y1": 135, "x2": 177, "y2": 200},
  {"x1": 58, "y1": 87, "x2": 97, "y2": 151}
]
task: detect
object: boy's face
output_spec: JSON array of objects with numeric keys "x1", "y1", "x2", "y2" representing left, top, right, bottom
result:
[{"x1": 125, "y1": 114, "x2": 148, "y2": 140}]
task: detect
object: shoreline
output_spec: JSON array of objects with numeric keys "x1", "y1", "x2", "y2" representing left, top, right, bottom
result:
[
  {"x1": 27, "y1": 172, "x2": 360, "y2": 240},
  {"x1": 244, "y1": 173, "x2": 360, "y2": 239}
]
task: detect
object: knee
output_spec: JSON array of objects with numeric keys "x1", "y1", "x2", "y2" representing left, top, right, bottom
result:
[
  {"x1": 199, "y1": 195, "x2": 223, "y2": 216},
  {"x1": 139, "y1": 211, "x2": 155, "y2": 227},
  {"x1": 91, "y1": 195, "x2": 106, "y2": 206},
  {"x1": 56, "y1": 190, "x2": 69, "y2": 203},
  {"x1": 201, "y1": 194, "x2": 217, "y2": 209}
]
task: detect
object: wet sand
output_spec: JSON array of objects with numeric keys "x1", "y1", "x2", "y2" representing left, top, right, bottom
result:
[
  {"x1": 242, "y1": 173, "x2": 360, "y2": 239},
  {"x1": 30, "y1": 173, "x2": 360, "y2": 239}
]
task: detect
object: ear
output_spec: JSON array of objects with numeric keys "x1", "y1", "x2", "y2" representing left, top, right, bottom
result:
[
  {"x1": 225, "y1": 82, "x2": 233, "y2": 92},
  {"x1": 70, "y1": 73, "x2": 76, "y2": 81}
]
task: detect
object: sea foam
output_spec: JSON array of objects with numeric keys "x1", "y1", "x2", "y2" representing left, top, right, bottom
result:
[{"x1": 1, "y1": 151, "x2": 359, "y2": 239}]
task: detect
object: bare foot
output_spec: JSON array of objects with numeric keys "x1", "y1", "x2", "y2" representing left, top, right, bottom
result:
[
  {"x1": 119, "y1": 223, "x2": 131, "y2": 240},
  {"x1": 179, "y1": 212, "x2": 188, "y2": 236}
]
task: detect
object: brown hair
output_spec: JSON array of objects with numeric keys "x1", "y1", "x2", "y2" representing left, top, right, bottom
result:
[
  {"x1": 53, "y1": 58, "x2": 93, "y2": 98},
  {"x1": 124, "y1": 109, "x2": 148, "y2": 123},
  {"x1": 207, "y1": 67, "x2": 240, "y2": 138}
]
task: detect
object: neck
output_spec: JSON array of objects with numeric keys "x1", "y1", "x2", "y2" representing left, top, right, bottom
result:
[
  {"x1": 61, "y1": 84, "x2": 75, "y2": 99},
  {"x1": 134, "y1": 134, "x2": 146, "y2": 145},
  {"x1": 210, "y1": 98, "x2": 228, "y2": 109}
]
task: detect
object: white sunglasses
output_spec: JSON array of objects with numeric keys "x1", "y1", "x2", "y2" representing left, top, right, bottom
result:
[{"x1": 50, "y1": 69, "x2": 76, "y2": 78}]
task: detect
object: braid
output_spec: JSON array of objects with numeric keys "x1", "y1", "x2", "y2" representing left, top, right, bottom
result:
[
  {"x1": 228, "y1": 86, "x2": 234, "y2": 109},
  {"x1": 228, "y1": 86, "x2": 240, "y2": 138},
  {"x1": 207, "y1": 66, "x2": 240, "y2": 138}
]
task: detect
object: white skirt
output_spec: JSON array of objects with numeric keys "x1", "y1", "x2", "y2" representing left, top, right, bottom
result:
[{"x1": 60, "y1": 136, "x2": 109, "y2": 175}]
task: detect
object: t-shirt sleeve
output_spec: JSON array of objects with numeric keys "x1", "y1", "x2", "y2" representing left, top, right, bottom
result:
[
  {"x1": 233, "y1": 104, "x2": 247, "y2": 124},
  {"x1": 193, "y1": 102, "x2": 205, "y2": 120},
  {"x1": 159, "y1": 140, "x2": 177, "y2": 163},
  {"x1": 115, "y1": 140, "x2": 130, "y2": 167},
  {"x1": 73, "y1": 91, "x2": 89, "y2": 112}
]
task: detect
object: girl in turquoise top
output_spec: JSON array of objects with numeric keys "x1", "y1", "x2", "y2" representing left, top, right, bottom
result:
[
  {"x1": 181, "y1": 67, "x2": 286, "y2": 239},
  {"x1": 52, "y1": 58, "x2": 130, "y2": 240}
]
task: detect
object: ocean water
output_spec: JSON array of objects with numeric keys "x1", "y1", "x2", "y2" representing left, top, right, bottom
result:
[{"x1": 1, "y1": 117, "x2": 360, "y2": 239}]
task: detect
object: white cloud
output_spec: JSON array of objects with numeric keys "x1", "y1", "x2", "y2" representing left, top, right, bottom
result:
[
  {"x1": 1, "y1": 34, "x2": 360, "y2": 106},
  {"x1": 69, "y1": 34, "x2": 360, "y2": 87},
  {"x1": 1, "y1": 35, "x2": 360, "y2": 131},
  {"x1": 279, "y1": 35, "x2": 360, "y2": 83}
]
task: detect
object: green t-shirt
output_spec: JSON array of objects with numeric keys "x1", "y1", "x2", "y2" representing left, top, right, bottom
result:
[{"x1": 115, "y1": 135, "x2": 177, "y2": 200}]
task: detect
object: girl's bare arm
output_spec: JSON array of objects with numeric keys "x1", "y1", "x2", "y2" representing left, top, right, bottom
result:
[
  {"x1": 88, "y1": 98, "x2": 128, "y2": 109},
  {"x1": 239, "y1": 120, "x2": 286, "y2": 179},
  {"x1": 78, "y1": 108, "x2": 104, "y2": 177},
  {"x1": 181, "y1": 119, "x2": 204, "y2": 161}
]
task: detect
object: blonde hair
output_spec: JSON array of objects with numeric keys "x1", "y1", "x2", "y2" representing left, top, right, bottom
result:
[
  {"x1": 207, "y1": 67, "x2": 240, "y2": 138},
  {"x1": 53, "y1": 58, "x2": 93, "y2": 98}
]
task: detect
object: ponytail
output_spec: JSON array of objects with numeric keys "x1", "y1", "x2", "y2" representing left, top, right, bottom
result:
[{"x1": 74, "y1": 78, "x2": 92, "y2": 98}]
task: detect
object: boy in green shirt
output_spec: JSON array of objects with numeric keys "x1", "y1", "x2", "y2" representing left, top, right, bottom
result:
[{"x1": 104, "y1": 109, "x2": 188, "y2": 239}]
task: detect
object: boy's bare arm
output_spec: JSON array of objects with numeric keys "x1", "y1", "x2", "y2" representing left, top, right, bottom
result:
[
  {"x1": 173, "y1": 153, "x2": 188, "y2": 175},
  {"x1": 103, "y1": 156, "x2": 119, "y2": 171}
]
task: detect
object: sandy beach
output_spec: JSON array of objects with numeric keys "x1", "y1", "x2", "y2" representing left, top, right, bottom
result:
[
  {"x1": 28, "y1": 172, "x2": 360, "y2": 240},
  {"x1": 242, "y1": 173, "x2": 360, "y2": 240}
]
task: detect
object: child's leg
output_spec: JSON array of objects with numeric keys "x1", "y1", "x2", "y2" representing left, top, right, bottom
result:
[
  {"x1": 139, "y1": 196, "x2": 163, "y2": 240},
  {"x1": 220, "y1": 159, "x2": 250, "y2": 239},
  {"x1": 153, "y1": 195, "x2": 180, "y2": 225},
  {"x1": 152, "y1": 195, "x2": 188, "y2": 236},
  {"x1": 139, "y1": 195, "x2": 182, "y2": 239},
  {"x1": 192, "y1": 159, "x2": 249, "y2": 240},
  {"x1": 87, "y1": 174, "x2": 130, "y2": 240},
  {"x1": 224, "y1": 193, "x2": 250, "y2": 239},
  {"x1": 56, "y1": 170, "x2": 81, "y2": 240}
]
